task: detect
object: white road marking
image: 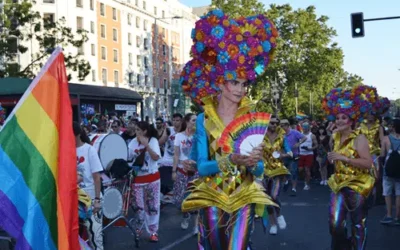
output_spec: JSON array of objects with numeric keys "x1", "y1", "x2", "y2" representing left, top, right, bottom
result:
[{"x1": 159, "y1": 232, "x2": 195, "y2": 250}]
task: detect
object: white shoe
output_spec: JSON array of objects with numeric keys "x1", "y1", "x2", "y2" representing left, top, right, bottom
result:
[
  {"x1": 320, "y1": 180, "x2": 324, "y2": 185},
  {"x1": 324, "y1": 180, "x2": 328, "y2": 186},
  {"x1": 193, "y1": 216, "x2": 199, "y2": 235},
  {"x1": 303, "y1": 185, "x2": 310, "y2": 190},
  {"x1": 181, "y1": 216, "x2": 190, "y2": 230},
  {"x1": 277, "y1": 215, "x2": 287, "y2": 230},
  {"x1": 269, "y1": 225, "x2": 278, "y2": 235}
]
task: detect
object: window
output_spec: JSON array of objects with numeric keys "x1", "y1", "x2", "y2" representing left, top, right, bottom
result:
[
  {"x1": 144, "y1": 57, "x2": 148, "y2": 69},
  {"x1": 76, "y1": 0, "x2": 83, "y2": 8},
  {"x1": 144, "y1": 38, "x2": 148, "y2": 50},
  {"x1": 129, "y1": 73, "x2": 134, "y2": 84},
  {"x1": 128, "y1": 14, "x2": 132, "y2": 25},
  {"x1": 112, "y1": 8, "x2": 117, "y2": 20},
  {"x1": 163, "y1": 62, "x2": 166, "y2": 72},
  {"x1": 90, "y1": 21, "x2": 95, "y2": 33},
  {"x1": 90, "y1": 0, "x2": 94, "y2": 10},
  {"x1": 76, "y1": 17, "x2": 83, "y2": 31},
  {"x1": 113, "y1": 49, "x2": 118, "y2": 63},
  {"x1": 162, "y1": 10, "x2": 165, "y2": 18},
  {"x1": 143, "y1": 1, "x2": 146, "y2": 10},
  {"x1": 43, "y1": 13, "x2": 55, "y2": 23},
  {"x1": 43, "y1": 0, "x2": 55, "y2": 3},
  {"x1": 162, "y1": 44, "x2": 166, "y2": 55},
  {"x1": 91, "y1": 44, "x2": 95, "y2": 56},
  {"x1": 136, "y1": 36, "x2": 140, "y2": 47},
  {"x1": 137, "y1": 55, "x2": 141, "y2": 66},
  {"x1": 163, "y1": 79, "x2": 167, "y2": 89},
  {"x1": 112, "y1": 28, "x2": 118, "y2": 41},
  {"x1": 136, "y1": 17, "x2": 140, "y2": 28},
  {"x1": 135, "y1": 0, "x2": 138, "y2": 6},
  {"x1": 101, "y1": 46, "x2": 106, "y2": 60},
  {"x1": 100, "y1": 24, "x2": 106, "y2": 38},
  {"x1": 114, "y1": 70, "x2": 119, "y2": 86},
  {"x1": 78, "y1": 45, "x2": 84, "y2": 55},
  {"x1": 92, "y1": 70, "x2": 96, "y2": 82},
  {"x1": 128, "y1": 53, "x2": 133, "y2": 65},
  {"x1": 137, "y1": 74, "x2": 140, "y2": 84},
  {"x1": 145, "y1": 75, "x2": 149, "y2": 85},
  {"x1": 128, "y1": 33, "x2": 132, "y2": 45},
  {"x1": 162, "y1": 27, "x2": 166, "y2": 38},
  {"x1": 100, "y1": 3, "x2": 105, "y2": 16},
  {"x1": 143, "y1": 20, "x2": 148, "y2": 31},
  {"x1": 102, "y1": 69, "x2": 107, "y2": 85},
  {"x1": 154, "y1": 6, "x2": 157, "y2": 15}
]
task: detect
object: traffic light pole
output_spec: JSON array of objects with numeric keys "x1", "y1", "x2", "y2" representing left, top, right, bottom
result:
[{"x1": 364, "y1": 16, "x2": 400, "y2": 22}]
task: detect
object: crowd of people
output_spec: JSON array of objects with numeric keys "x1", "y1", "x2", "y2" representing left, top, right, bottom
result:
[{"x1": 72, "y1": 9, "x2": 400, "y2": 250}]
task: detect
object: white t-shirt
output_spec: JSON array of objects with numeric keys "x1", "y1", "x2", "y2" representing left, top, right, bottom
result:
[
  {"x1": 128, "y1": 137, "x2": 161, "y2": 176},
  {"x1": 300, "y1": 132, "x2": 314, "y2": 155},
  {"x1": 174, "y1": 132, "x2": 194, "y2": 168},
  {"x1": 76, "y1": 143, "x2": 104, "y2": 199},
  {"x1": 159, "y1": 127, "x2": 177, "y2": 167}
]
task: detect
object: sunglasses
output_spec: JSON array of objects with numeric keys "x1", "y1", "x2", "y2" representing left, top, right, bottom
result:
[{"x1": 270, "y1": 122, "x2": 279, "y2": 125}]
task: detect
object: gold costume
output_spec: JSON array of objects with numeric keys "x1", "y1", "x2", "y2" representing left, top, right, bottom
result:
[
  {"x1": 263, "y1": 127, "x2": 290, "y2": 178},
  {"x1": 182, "y1": 96, "x2": 277, "y2": 213},
  {"x1": 328, "y1": 130, "x2": 375, "y2": 197},
  {"x1": 359, "y1": 120, "x2": 381, "y2": 155}
]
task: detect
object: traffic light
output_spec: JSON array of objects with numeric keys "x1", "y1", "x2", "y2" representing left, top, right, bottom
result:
[{"x1": 351, "y1": 13, "x2": 365, "y2": 38}]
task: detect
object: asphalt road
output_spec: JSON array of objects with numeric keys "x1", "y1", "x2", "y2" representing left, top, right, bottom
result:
[{"x1": 103, "y1": 182, "x2": 400, "y2": 250}]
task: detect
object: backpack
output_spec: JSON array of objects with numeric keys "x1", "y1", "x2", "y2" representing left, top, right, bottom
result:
[{"x1": 385, "y1": 136, "x2": 400, "y2": 179}]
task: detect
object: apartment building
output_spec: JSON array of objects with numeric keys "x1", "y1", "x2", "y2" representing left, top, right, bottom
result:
[{"x1": 19, "y1": 0, "x2": 197, "y2": 120}]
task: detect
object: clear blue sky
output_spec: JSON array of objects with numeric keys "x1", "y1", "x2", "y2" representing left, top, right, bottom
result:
[{"x1": 179, "y1": 0, "x2": 400, "y2": 100}]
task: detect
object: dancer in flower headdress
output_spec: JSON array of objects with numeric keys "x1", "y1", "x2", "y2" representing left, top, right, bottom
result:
[
  {"x1": 322, "y1": 85, "x2": 376, "y2": 250},
  {"x1": 179, "y1": 9, "x2": 278, "y2": 250}
]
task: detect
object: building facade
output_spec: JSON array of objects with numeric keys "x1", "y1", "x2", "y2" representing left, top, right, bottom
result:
[{"x1": 16, "y1": 0, "x2": 197, "y2": 121}]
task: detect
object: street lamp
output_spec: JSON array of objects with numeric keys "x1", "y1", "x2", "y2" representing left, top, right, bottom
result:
[{"x1": 154, "y1": 15, "x2": 183, "y2": 118}]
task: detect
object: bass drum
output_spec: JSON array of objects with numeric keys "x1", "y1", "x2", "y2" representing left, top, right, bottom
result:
[{"x1": 89, "y1": 133, "x2": 128, "y2": 170}]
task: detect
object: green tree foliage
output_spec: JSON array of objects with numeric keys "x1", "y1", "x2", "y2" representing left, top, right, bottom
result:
[
  {"x1": 211, "y1": 0, "x2": 266, "y2": 17},
  {"x1": 0, "y1": 0, "x2": 90, "y2": 80}
]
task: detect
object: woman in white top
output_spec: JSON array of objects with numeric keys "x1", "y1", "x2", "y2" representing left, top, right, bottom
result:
[
  {"x1": 172, "y1": 113, "x2": 198, "y2": 232},
  {"x1": 128, "y1": 121, "x2": 161, "y2": 242},
  {"x1": 74, "y1": 122, "x2": 103, "y2": 250}
]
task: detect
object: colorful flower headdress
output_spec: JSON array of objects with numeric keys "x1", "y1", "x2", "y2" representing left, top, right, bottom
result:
[
  {"x1": 373, "y1": 97, "x2": 391, "y2": 115},
  {"x1": 322, "y1": 85, "x2": 377, "y2": 122},
  {"x1": 180, "y1": 9, "x2": 278, "y2": 104}
]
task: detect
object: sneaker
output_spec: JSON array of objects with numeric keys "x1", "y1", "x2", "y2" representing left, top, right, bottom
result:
[
  {"x1": 290, "y1": 188, "x2": 297, "y2": 196},
  {"x1": 277, "y1": 215, "x2": 287, "y2": 230},
  {"x1": 324, "y1": 180, "x2": 328, "y2": 186},
  {"x1": 149, "y1": 233, "x2": 159, "y2": 242},
  {"x1": 304, "y1": 185, "x2": 310, "y2": 191},
  {"x1": 320, "y1": 180, "x2": 324, "y2": 185},
  {"x1": 380, "y1": 216, "x2": 393, "y2": 225},
  {"x1": 393, "y1": 218, "x2": 400, "y2": 226},
  {"x1": 283, "y1": 181, "x2": 289, "y2": 192},
  {"x1": 181, "y1": 217, "x2": 190, "y2": 230},
  {"x1": 193, "y1": 225, "x2": 199, "y2": 235},
  {"x1": 269, "y1": 225, "x2": 278, "y2": 235}
]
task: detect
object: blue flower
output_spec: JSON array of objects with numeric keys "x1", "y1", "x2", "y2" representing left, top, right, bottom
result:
[
  {"x1": 195, "y1": 69, "x2": 202, "y2": 77},
  {"x1": 191, "y1": 28, "x2": 196, "y2": 39},
  {"x1": 230, "y1": 19, "x2": 239, "y2": 26},
  {"x1": 261, "y1": 41, "x2": 271, "y2": 52},
  {"x1": 239, "y1": 43, "x2": 250, "y2": 55},
  {"x1": 255, "y1": 64, "x2": 264, "y2": 75},
  {"x1": 196, "y1": 42, "x2": 205, "y2": 52},
  {"x1": 198, "y1": 79, "x2": 206, "y2": 86},
  {"x1": 211, "y1": 25, "x2": 225, "y2": 40},
  {"x1": 217, "y1": 51, "x2": 230, "y2": 64},
  {"x1": 212, "y1": 9, "x2": 224, "y2": 18},
  {"x1": 224, "y1": 70, "x2": 237, "y2": 80}
]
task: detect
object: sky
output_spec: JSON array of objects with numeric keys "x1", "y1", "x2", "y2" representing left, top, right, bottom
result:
[{"x1": 179, "y1": 0, "x2": 400, "y2": 100}]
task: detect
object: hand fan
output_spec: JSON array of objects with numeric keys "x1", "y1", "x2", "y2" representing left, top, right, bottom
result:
[{"x1": 218, "y1": 112, "x2": 271, "y2": 155}]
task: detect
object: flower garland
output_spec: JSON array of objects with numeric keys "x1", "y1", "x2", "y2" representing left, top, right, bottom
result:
[
  {"x1": 180, "y1": 9, "x2": 278, "y2": 105},
  {"x1": 373, "y1": 97, "x2": 391, "y2": 115}
]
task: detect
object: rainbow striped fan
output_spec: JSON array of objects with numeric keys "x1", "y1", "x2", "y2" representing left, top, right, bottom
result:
[{"x1": 218, "y1": 112, "x2": 271, "y2": 155}]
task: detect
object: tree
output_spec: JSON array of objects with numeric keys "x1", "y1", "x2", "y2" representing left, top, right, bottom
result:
[
  {"x1": 211, "y1": 0, "x2": 266, "y2": 17},
  {"x1": 0, "y1": 0, "x2": 90, "y2": 80}
]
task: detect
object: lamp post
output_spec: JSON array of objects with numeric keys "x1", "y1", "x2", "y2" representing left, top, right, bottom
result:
[{"x1": 154, "y1": 15, "x2": 183, "y2": 118}]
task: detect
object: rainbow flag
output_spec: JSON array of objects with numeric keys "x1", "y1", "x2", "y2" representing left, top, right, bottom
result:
[
  {"x1": 296, "y1": 111, "x2": 308, "y2": 120},
  {"x1": 0, "y1": 48, "x2": 79, "y2": 249}
]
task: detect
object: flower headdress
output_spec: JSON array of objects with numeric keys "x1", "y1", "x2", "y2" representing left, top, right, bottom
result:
[
  {"x1": 373, "y1": 97, "x2": 391, "y2": 116},
  {"x1": 322, "y1": 85, "x2": 377, "y2": 122},
  {"x1": 180, "y1": 9, "x2": 278, "y2": 104}
]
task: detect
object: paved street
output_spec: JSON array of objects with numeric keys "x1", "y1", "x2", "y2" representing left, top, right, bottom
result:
[{"x1": 104, "y1": 182, "x2": 400, "y2": 250}]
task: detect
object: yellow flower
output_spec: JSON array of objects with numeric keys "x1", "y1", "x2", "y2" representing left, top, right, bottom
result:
[
  {"x1": 223, "y1": 19, "x2": 230, "y2": 27},
  {"x1": 254, "y1": 18, "x2": 262, "y2": 25},
  {"x1": 240, "y1": 23, "x2": 258, "y2": 36},
  {"x1": 236, "y1": 34, "x2": 243, "y2": 42},
  {"x1": 218, "y1": 42, "x2": 226, "y2": 49}
]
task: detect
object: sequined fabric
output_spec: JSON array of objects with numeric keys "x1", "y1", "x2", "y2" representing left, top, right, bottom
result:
[
  {"x1": 262, "y1": 127, "x2": 290, "y2": 178},
  {"x1": 359, "y1": 120, "x2": 381, "y2": 155},
  {"x1": 327, "y1": 130, "x2": 375, "y2": 197},
  {"x1": 182, "y1": 96, "x2": 277, "y2": 214}
]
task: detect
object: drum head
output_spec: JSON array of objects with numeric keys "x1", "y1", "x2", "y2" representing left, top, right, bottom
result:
[
  {"x1": 98, "y1": 134, "x2": 128, "y2": 169},
  {"x1": 102, "y1": 187, "x2": 123, "y2": 219}
]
